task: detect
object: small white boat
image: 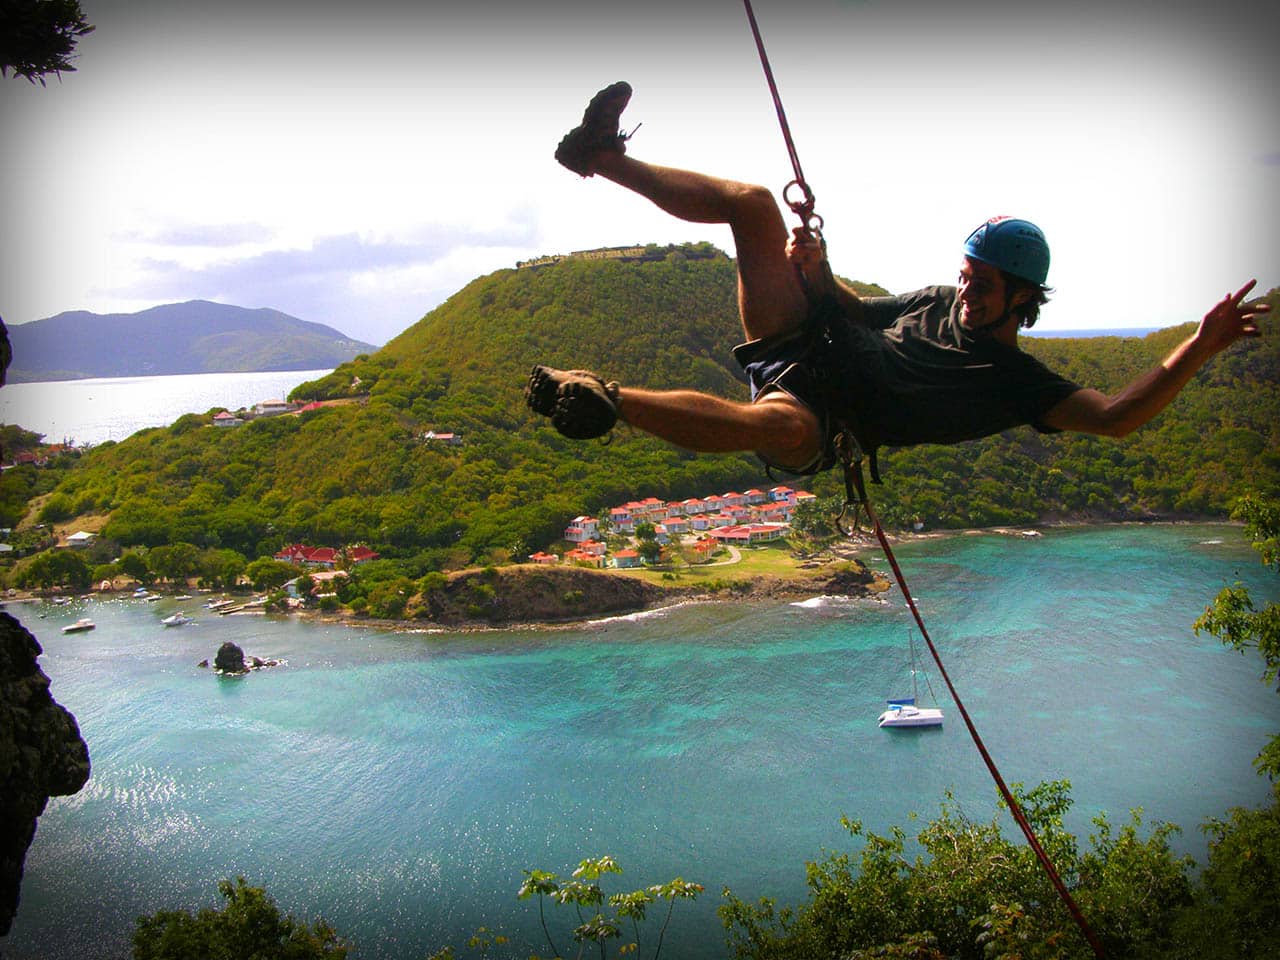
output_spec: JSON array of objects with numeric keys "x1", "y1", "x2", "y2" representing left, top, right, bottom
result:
[
  {"x1": 879, "y1": 629, "x2": 944, "y2": 729},
  {"x1": 62, "y1": 618, "x2": 96, "y2": 634},
  {"x1": 878, "y1": 698, "x2": 945, "y2": 728},
  {"x1": 206, "y1": 598, "x2": 236, "y2": 610},
  {"x1": 161, "y1": 612, "x2": 193, "y2": 627}
]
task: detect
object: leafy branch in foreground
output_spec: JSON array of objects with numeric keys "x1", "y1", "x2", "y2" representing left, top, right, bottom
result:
[
  {"x1": 131, "y1": 876, "x2": 349, "y2": 959},
  {"x1": 516, "y1": 856, "x2": 702, "y2": 960},
  {"x1": 718, "y1": 780, "x2": 1196, "y2": 960},
  {"x1": 1194, "y1": 493, "x2": 1280, "y2": 778},
  {"x1": 0, "y1": 0, "x2": 94, "y2": 83}
]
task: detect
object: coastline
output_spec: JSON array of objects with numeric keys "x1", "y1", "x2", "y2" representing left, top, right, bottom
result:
[{"x1": 10, "y1": 519, "x2": 1242, "y2": 635}]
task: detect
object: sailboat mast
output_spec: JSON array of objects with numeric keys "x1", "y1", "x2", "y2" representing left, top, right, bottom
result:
[{"x1": 910, "y1": 630, "x2": 919, "y2": 703}]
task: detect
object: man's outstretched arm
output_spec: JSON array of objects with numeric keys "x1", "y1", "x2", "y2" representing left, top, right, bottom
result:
[{"x1": 1043, "y1": 280, "x2": 1270, "y2": 438}]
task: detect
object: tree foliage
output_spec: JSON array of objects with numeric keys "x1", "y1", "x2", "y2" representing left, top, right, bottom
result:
[
  {"x1": 12, "y1": 545, "x2": 89, "y2": 590},
  {"x1": 0, "y1": 0, "x2": 94, "y2": 84},
  {"x1": 1194, "y1": 494, "x2": 1280, "y2": 778},
  {"x1": 132, "y1": 876, "x2": 350, "y2": 959},
  {"x1": 514, "y1": 856, "x2": 702, "y2": 960},
  {"x1": 719, "y1": 778, "x2": 1280, "y2": 960}
]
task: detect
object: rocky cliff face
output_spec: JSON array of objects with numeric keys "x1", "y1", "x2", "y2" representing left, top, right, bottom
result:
[{"x1": 0, "y1": 612, "x2": 91, "y2": 936}]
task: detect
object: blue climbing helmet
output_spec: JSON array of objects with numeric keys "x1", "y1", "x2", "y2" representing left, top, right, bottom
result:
[{"x1": 963, "y1": 217, "x2": 1050, "y2": 286}]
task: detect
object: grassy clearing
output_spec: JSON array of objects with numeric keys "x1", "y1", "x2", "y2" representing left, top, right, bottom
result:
[{"x1": 612, "y1": 540, "x2": 811, "y2": 588}]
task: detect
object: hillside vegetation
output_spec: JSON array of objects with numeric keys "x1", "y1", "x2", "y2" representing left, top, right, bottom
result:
[{"x1": 7, "y1": 244, "x2": 1278, "y2": 576}]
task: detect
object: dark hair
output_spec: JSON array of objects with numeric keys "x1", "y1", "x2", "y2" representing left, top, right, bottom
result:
[{"x1": 1002, "y1": 272, "x2": 1053, "y2": 329}]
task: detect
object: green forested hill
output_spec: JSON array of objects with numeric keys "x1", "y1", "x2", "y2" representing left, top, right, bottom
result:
[{"x1": 14, "y1": 245, "x2": 1278, "y2": 573}]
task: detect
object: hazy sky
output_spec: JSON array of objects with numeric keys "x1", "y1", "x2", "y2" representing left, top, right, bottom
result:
[{"x1": 2, "y1": 0, "x2": 1276, "y2": 345}]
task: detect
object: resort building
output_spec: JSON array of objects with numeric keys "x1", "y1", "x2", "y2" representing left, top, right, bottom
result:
[
  {"x1": 564, "y1": 516, "x2": 601, "y2": 543},
  {"x1": 253, "y1": 399, "x2": 296, "y2": 417},
  {"x1": 708, "y1": 523, "x2": 788, "y2": 545}
]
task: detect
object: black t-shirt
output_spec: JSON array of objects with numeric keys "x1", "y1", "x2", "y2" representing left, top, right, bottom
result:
[{"x1": 833, "y1": 286, "x2": 1082, "y2": 450}]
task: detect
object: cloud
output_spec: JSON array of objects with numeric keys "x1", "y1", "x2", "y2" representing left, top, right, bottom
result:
[
  {"x1": 122, "y1": 223, "x2": 539, "y2": 343},
  {"x1": 128, "y1": 223, "x2": 276, "y2": 247}
]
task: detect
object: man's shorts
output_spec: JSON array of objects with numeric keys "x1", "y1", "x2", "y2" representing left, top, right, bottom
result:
[{"x1": 731, "y1": 327, "x2": 836, "y2": 476}]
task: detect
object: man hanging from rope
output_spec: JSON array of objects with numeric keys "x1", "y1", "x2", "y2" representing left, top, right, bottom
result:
[{"x1": 526, "y1": 82, "x2": 1269, "y2": 478}]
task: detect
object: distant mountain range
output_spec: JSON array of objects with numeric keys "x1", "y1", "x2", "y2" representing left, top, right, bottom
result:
[{"x1": 5, "y1": 301, "x2": 377, "y2": 382}]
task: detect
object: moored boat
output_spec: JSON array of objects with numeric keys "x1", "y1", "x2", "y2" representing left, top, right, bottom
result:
[
  {"x1": 879, "y1": 629, "x2": 944, "y2": 729},
  {"x1": 878, "y1": 698, "x2": 944, "y2": 728},
  {"x1": 62, "y1": 618, "x2": 96, "y2": 634}
]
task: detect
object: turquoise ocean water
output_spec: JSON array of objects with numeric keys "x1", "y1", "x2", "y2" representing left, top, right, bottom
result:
[
  {"x1": 6, "y1": 525, "x2": 1278, "y2": 959},
  {"x1": 0, "y1": 369, "x2": 329, "y2": 446}
]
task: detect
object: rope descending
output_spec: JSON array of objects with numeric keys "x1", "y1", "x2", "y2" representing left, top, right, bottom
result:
[{"x1": 741, "y1": 2, "x2": 1106, "y2": 954}]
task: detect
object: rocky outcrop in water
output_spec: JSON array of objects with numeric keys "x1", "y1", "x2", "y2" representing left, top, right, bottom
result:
[
  {"x1": 205, "y1": 642, "x2": 283, "y2": 674},
  {"x1": 0, "y1": 612, "x2": 91, "y2": 936},
  {"x1": 214, "y1": 640, "x2": 247, "y2": 674}
]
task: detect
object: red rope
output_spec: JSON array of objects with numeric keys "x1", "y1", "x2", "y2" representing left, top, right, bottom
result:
[
  {"x1": 740, "y1": 3, "x2": 1106, "y2": 954},
  {"x1": 741, "y1": 0, "x2": 819, "y2": 234},
  {"x1": 862, "y1": 498, "x2": 1106, "y2": 958}
]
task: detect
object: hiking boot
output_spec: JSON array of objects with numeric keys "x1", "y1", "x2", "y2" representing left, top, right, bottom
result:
[
  {"x1": 525, "y1": 365, "x2": 621, "y2": 440},
  {"x1": 554, "y1": 81, "x2": 635, "y2": 176},
  {"x1": 524, "y1": 364, "x2": 563, "y2": 417}
]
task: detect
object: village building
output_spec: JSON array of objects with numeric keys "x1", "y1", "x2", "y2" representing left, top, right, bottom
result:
[
  {"x1": 213, "y1": 411, "x2": 243, "y2": 428},
  {"x1": 709, "y1": 523, "x2": 788, "y2": 545},
  {"x1": 274, "y1": 543, "x2": 378, "y2": 568},
  {"x1": 689, "y1": 538, "x2": 719, "y2": 561},
  {"x1": 750, "y1": 502, "x2": 790, "y2": 523},
  {"x1": 611, "y1": 549, "x2": 643, "y2": 569},
  {"x1": 285, "y1": 569, "x2": 349, "y2": 599},
  {"x1": 609, "y1": 506, "x2": 633, "y2": 533},
  {"x1": 769, "y1": 486, "x2": 797, "y2": 505},
  {"x1": 421, "y1": 430, "x2": 463, "y2": 445},
  {"x1": 254, "y1": 399, "x2": 296, "y2": 417},
  {"x1": 564, "y1": 516, "x2": 601, "y2": 543},
  {"x1": 663, "y1": 516, "x2": 690, "y2": 535}
]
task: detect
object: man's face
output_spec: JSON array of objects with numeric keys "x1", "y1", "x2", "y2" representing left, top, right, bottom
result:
[{"x1": 957, "y1": 257, "x2": 1010, "y2": 331}]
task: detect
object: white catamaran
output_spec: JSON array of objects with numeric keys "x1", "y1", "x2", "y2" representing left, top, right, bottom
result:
[{"x1": 878, "y1": 629, "x2": 944, "y2": 729}]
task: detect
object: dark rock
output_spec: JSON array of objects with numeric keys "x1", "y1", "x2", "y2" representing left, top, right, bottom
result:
[
  {"x1": 213, "y1": 641, "x2": 247, "y2": 674},
  {"x1": 0, "y1": 612, "x2": 91, "y2": 935}
]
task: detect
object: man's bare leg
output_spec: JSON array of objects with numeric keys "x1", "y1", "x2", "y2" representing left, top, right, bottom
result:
[
  {"x1": 590, "y1": 153, "x2": 810, "y2": 343},
  {"x1": 616, "y1": 387, "x2": 820, "y2": 471},
  {"x1": 533, "y1": 82, "x2": 824, "y2": 469}
]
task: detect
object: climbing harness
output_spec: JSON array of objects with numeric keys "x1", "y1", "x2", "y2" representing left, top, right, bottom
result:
[{"x1": 740, "y1": 3, "x2": 1107, "y2": 956}]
